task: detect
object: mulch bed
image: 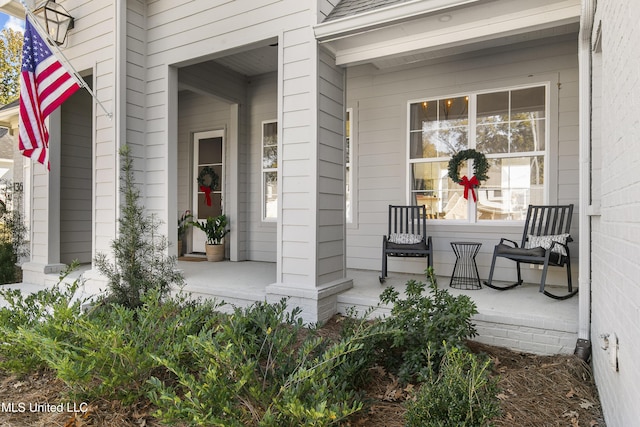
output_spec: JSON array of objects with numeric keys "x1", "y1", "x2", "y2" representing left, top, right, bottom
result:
[{"x1": 0, "y1": 315, "x2": 605, "y2": 426}]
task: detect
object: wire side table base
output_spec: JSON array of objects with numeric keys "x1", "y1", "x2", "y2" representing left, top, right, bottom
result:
[{"x1": 450, "y1": 242, "x2": 482, "y2": 290}]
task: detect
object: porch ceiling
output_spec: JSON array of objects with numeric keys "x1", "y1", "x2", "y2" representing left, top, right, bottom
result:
[
  {"x1": 178, "y1": 40, "x2": 279, "y2": 82},
  {"x1": 177, "y1": 43, "x2": 278, "y2": 97},
  {"x1": 0, "y1": 0, "x2": 24, "y2": 19},
  {"x1": 212, "y1": 44, "x2": 279, "y2": 77},
  {"x1": 316, "y1": 0, "x2": 580, "y2": 68},
  {"x1": 0, "y1": 100, "x2": 19, "y2": 129}
]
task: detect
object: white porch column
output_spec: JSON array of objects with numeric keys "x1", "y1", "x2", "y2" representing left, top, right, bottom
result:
[
  {"x1": 166, "y1": 65, "x2": 179, "y2": 256},
  {"x1": 266, "y1": 32, "x2": 352, "y2": 324},
  {"x1": 21, "y1": 110, "x2": 65, "y2": 284}
]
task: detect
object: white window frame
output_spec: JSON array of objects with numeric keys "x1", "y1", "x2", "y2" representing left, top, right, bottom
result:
[
  {"x1": 261, "y1": 120, "x2": 278, "y2": 222},
  {"x1": 407, "y1": 82, "x2": 551, "y2": 224},
  {"x1": 346, "y1": 108, "x2": 355, "y2": 224}
]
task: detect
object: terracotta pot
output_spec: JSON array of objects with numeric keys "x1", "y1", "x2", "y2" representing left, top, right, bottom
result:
[
  {"x1": 205, "y1": 243, "x2": 225, "y2": 262},
  {"x1": 178, "y1": 240, "x2": 184, "y2": 257}
]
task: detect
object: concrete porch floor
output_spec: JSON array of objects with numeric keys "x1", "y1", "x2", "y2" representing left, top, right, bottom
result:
[
  {"x1": 2, "y1": 259, "x2": 578, "y2": 356},
  {"x1": 178, "y1": 259, "x2": 578, "y2": 355}
]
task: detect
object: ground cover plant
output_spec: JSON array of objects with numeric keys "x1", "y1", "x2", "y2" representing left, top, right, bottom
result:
[
  {"x1": 0, "y1": 268, "x2": 497, "y2": 426},
  {"x1": 0, "y1": 145, "x2": 604, "y2": 426},
  {"x1": 0, "y1": 280, "x2": 605, "y2": 426},
  {"x1": 0, "y1": 179, "x2": 28, "y2": 285},
  {"x1": 148, "y1": 299, "x2": 372, "y2": 426}
]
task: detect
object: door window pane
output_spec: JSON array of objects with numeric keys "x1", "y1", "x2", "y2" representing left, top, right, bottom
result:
[{"x1": 199, "y1": 137, "x2": 223, "y2": 164}]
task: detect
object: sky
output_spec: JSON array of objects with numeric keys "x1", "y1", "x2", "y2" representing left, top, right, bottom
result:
[{"x1": 0, "y1": 11, "x2": 24, "y2": 32}]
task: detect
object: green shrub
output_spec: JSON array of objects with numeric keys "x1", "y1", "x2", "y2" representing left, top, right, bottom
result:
[
  {"x1": 17, "y1": 289, "x2": 222, "y2": 403},
  {"x1": 94, "y1": 145, "x2": 183, "y2": 309},
  {"x1": 404, "y1": 345, "x2": 500, "y2": 427},
  {"x1": 0, "y1": 179, "x2": 29, "y2": 284},
  {"x1": 336, "y1": 305, "x2": 393, "y2": 389},
  {"x1": 0, "y1": 264, "x2": 82, "y2": 372},
  {"x1": 379, "y1": 267, "x2": 478, "y2": 383},
  {"x1": 0, "y1": 241, "x2": 17, "y2": 284},
  {"x1": 149, "y1": 299, "x2": 367, "y2": 426}
]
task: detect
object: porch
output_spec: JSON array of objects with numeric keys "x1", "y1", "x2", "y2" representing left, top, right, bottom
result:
[
  {"x1": 178, "y1": 260, "x2": 578, "y2": 355},
  {"x1": 3, "y1": 259, "x2": 577, "y2": 356}
]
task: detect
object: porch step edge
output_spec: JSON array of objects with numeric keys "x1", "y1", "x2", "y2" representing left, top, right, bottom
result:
[{"x1": 336, "y1": 298, "x2": 578, "y2": 356}]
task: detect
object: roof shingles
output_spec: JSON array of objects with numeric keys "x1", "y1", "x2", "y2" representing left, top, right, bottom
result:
[{"x1": 325, "y1": 0, "x2": 413, "y2": 21}]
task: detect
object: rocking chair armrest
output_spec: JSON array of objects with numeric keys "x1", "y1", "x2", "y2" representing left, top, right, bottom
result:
[{"x1": 499, "y1": 238, "x2": 519, "y2": 248}]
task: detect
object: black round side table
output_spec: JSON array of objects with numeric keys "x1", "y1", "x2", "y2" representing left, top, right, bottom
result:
[{"x1": 450, "y1": 242, "x2": 482, "y2": 290}]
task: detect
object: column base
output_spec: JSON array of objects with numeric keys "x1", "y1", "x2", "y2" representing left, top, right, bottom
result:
[
  {"x1": 21, "y1": 262, "x2": 67, "y2": 285},
  {"x1": 265, "y1": 277, "x2": 353, "y2": 324}
]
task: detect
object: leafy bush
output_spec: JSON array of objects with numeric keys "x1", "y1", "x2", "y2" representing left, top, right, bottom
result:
[
  {"x1": 0, "y1": 241, "x2": 17, "y2": 284},
  {"x1": 335, "y1": 305, "x2": 393, "y2": 389},
  {"x1": 0, "y1": 257, "x2": 221, "y2": 402},
  {"x1": 379, "y1": 267, "x2": 478, "y2": 383},
  {"x1": 94, "y1": 145, "x2": 183, "y2": 309},
  {"x1": 0, "y1": 179, "x2": 29, "y2": 284},
  {"x1": 17, "y1": 290, "x2": 221, "y2": 403},
  {"x1": 0, "y1": 264, "x2": 82, "y2": 372},
  {"x1": 149, "y1": 299, "x2": 368, "y2": 426},
  {"x1": 404, "y1": 344, "x2": 500, "y2": 427}
]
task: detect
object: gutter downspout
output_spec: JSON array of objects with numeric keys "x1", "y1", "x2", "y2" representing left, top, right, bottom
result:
[{"x1": 575, "y1": 0, "x2": 596, "y2": 360}]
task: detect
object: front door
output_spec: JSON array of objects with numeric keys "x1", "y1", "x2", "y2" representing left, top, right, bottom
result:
[{"x1": 192, "y1": 130, "x2": 224, "y2": 253}]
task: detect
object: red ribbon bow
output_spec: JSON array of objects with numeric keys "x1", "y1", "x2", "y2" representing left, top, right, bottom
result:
[
  {"x1": 200, "y1": 185, "x2": 212, "y2": 206},
  {"x1": 460, "y1": 175, "x2": 480, "y2": 202}
]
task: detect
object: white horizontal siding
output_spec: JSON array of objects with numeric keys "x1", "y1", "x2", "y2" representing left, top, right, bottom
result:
[
  {"x1": 145, "y1": 1, "x2": 311, "y2": 63},
  {"x1": 60, "y1": 89, "x2": 93, "y2": 265},
  {"x1": 346, "y1": 39, "x2": 580, "y2": 285},
  {"x1": 317, "y1": 47, "x2": 346, "y2": 284},
  {"x1": 279, "y1": 24, "x2": 318, "y2": 285},
  {"x1": 247, "y1": 72, "x2": 278, "y2": 262},
  {"x1": 25, "y1": 0, "x2": 117, "y2": 269}
]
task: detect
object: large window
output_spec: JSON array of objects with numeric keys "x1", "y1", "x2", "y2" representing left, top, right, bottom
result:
[
  {"x1": 262, "y1": 120, "x2": 278, "y2": 221},
  {"x1": 409, "y1": 85, "x2": 547, "y2": 221}
]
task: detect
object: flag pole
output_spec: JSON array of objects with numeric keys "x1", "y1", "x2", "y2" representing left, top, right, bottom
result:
[{"x1": 19, "y1": 0, "x2": 113, "y2": 119}]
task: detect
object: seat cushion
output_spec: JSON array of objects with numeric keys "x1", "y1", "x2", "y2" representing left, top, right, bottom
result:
[
  {"x1": 386, "y1": 240, "x2": 428, "y2": 252},
  {"x1": 496, "y1": 243, "x2": 546, "y2": 258},
  {"x1": 496, "y1": 243, "x2": 564, "y2": 264},
  {"x1": 526, "y1": 233, "x2": 569, "y2": 256}
]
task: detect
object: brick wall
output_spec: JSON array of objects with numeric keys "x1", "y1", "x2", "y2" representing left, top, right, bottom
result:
[{"x1": 590, "y1": 1, "x2": 640, "y2": 425}]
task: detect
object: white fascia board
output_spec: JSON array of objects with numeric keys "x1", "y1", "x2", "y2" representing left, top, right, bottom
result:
[
  {"x1": 0, "y1": 106, "x2": 19, "y2": 124},
  {"x1": 0, "y1": 0, "x2": 25, "y2": 19},
  {"x1": 314, "y1": 0, "x2": 481, "y2": 42},
  {"x1": 330, "y1": 0, "x2": 580, "y2": 66}
]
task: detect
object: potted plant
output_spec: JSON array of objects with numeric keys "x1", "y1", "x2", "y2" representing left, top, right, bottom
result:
[
  {"x1": 191, "y1": 214, "x2": 229, "y2": 262},
  {"x1": 177, "y1": 210, "x2": 193, "y2": 256}
]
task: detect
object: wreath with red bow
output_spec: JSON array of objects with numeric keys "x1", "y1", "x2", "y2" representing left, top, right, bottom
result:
[
  {"x1": 447, "y1": 149, "x2": 489, "y2": 202},
  {"x1": 197, "y1": 166, "x2": 219, "y2": 206}
]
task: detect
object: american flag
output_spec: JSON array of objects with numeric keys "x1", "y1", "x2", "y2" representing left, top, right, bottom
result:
[{"x1": 19, "y1": 17, "x2": 80, "y2": 170}]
